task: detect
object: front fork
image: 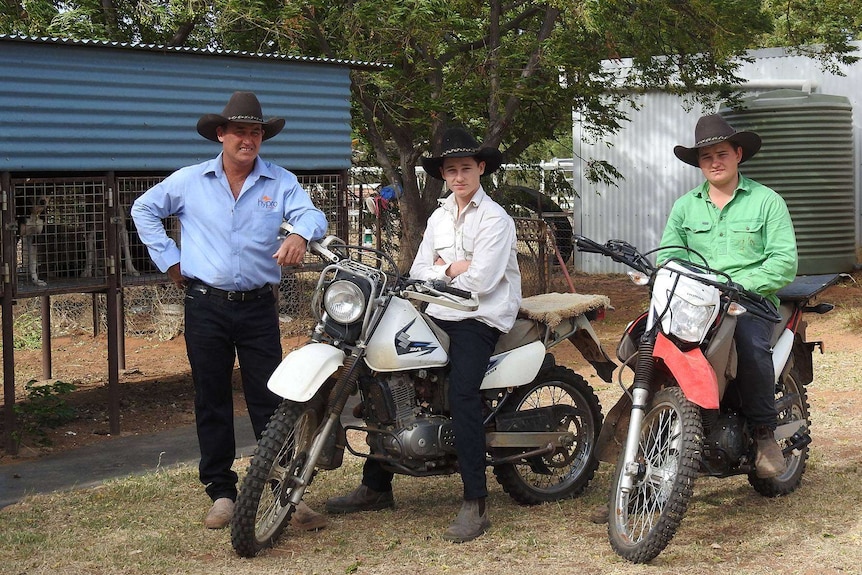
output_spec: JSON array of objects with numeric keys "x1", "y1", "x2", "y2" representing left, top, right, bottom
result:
[
  {"x1": 285, "y1": 355, "x2": 361, "y2": 507},
  {"x1": 618, "y1": 337, "x2": 656, "y2": 494}
]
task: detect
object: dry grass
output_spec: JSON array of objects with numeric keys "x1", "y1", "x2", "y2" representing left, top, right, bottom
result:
[
  {"x1": 2, "y1": 290, "x2": 861, "y2": 575},
  {"x1": 1, "y1": 453, "x2": 860, "y2": 575}
]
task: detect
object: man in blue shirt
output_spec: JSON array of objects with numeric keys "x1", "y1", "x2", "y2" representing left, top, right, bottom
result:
[{"x1": 131, "y1": 91, "x2": 328, "y2": 530}]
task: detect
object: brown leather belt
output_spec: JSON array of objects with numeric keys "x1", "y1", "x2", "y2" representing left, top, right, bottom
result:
[{"x1": 188, "y1": 281, "x2": 273, "y2": 302}]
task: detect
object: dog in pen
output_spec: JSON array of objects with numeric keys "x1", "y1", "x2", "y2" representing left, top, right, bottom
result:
[{"x1": 17, "y1": 194, "x2": 50, "y2": 287}]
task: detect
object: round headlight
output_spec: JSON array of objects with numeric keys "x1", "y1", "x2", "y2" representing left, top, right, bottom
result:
[{"x1": 323, "y1": 280, "x2": 366, "y2": 324}]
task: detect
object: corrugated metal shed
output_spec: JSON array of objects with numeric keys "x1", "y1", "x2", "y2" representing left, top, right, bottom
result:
[
  {"x1": 0, "y1": 35, "x2": 381, "y2": 172},
  {"x1": 573, "y1": 44, "x2": 862, "y2": 274}
]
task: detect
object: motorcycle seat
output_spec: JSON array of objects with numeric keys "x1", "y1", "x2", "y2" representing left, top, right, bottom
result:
[
  {"x1": 776, "y1": 274, "x2": 842, "y2": 302},
  {"x1": 518, "y1": 292, "x2": 611, "y2": 328}
]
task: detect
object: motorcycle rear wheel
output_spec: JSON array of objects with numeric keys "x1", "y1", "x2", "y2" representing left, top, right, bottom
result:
[
  {"x1": 231, "y1": 397, "x2": 322, "y2": 557},
  {"x1": 749, "y1": 365, "x2": 810, "y2": 496},
  {"x1": 608, "y1": 386, "x2": 703, "y2": 563},
  {"x1": 492, "y1": 366, "x2": 603, "y2": 505}
]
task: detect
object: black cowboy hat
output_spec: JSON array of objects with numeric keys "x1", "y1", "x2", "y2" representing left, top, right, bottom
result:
[
  {"x1": 421, "y1": 127, "x2": 503, "y2": 180},
  {"x1": 674, "y1": 114, "x2": 761, "y2": 167},
  {"x1": 196, "y1": 91, "x2": 285, "y2": 142}
]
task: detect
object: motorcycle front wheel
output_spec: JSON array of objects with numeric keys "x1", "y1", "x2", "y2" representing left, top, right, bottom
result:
[
  {"x1": 231, "y1": 396, "x2": 323, "y2": 558},
  {"x1": 492, "y1": 366, "x2": 603, "y2": 505},
  {"x1": 608, "y1": 386, "x2": 703, "y2": 563}
]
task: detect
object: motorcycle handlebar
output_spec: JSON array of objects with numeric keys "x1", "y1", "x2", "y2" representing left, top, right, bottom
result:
[
  {"x1": 575, "y1": 235, "x2": 783, "y2": 323},
  {"x1": 574, "y1": 234, "x2": 654, "y2": 275},
  {"x1": 401, "y1": 278, "x2": 478, "y2": 311},
  {"x1": 431, "y1": 280, "x2": 473, "y2": 300},
  {"x1": 573, "y1": 234, "x2": 607, "y2": 255}
]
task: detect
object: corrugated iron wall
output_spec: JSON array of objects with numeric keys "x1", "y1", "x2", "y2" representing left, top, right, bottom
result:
[
  {"x1": 573, "y1": 44, "x2": 862, "y2": 274},
  {"x1": 0, "y1": 37, "x2": 353, "y2": 172}
]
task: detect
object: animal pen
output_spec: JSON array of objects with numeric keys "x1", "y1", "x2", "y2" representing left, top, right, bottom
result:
[
  {"x1": 0, "y1": 35, "x2": 374, "y2": 452},
  {"x1": 0, "y1": 36, "x2": 572, "y2": 454}
]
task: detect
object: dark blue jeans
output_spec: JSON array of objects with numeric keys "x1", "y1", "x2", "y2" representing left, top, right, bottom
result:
[
  {"x1": 183, "y1": 287, "x2": 282, "y2": 502},
  {"x1": 732, "y1": 305, "x2": 779, "y2": 429},
  {"x1": 362, "y1": 318, "x2": 501, "y2": 501}
]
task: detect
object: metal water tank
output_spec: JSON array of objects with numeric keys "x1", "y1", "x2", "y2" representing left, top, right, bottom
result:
[{"x1": 720, "y1": 90, "x2": 856, "y2": 275}]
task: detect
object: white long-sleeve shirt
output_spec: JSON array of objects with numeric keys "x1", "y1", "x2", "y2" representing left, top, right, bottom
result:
[{"x1": 409, "y1": 186, "x2": 521, "y2": 333}]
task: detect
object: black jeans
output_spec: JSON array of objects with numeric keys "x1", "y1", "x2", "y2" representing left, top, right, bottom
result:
[
  {"x1": 732, "y1": 305, "x2": 779, "y2": 429},
  {"x1": 183, "y1": 286, "x2": 282, "y2": 501},
  {"x1": 362, "y1": 318, "x2": 501, "y2": 501}
]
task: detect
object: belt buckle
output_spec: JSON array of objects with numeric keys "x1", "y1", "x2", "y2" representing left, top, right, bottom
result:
[{"x1": 227, "y1": 290, "x2": 241, "y2": 302}]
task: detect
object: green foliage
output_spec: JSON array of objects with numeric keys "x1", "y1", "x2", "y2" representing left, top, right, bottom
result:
[
  {"x1": 3, "y1": 0, "x2": 859, "y2": 263},
  {"x1": 13, "y1": 380, "x2": 77, "y2": 447},
  {"x1": 760, "y1": 0, "x2": 862, "y2": 72},
  {"x1": 11, "y1": 311, "x2": 41, "y2": 350}
]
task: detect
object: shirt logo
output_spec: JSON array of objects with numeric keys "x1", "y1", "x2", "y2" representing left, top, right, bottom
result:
[{"x1": 258, "y1": 195, "x2": 279, "y2": 210}]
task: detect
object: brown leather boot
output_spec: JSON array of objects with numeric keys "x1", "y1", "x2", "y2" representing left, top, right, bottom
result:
[
  {"x1": 442, "y1": 499, "x2": 491, "y2": 543},
  {"x1": 588, "y1": 503, "x2": 609, "y2": 524},
  {"x1": 204, "y1": 497, "x2": 234, "y2": 529},
  {"x1": 754, "y1": 425, "x2": 787, "y2": 479},
  {"x1": 325, "y1": 485, "x2": 394, "y2": 514},
  {"x1": 290, "y1": 500, "x2": 328, "y2": 531}
]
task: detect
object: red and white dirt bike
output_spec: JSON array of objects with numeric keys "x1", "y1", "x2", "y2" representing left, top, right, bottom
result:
[{"x1": 574, "y1": 234, "x2": 840, "y2": 563}]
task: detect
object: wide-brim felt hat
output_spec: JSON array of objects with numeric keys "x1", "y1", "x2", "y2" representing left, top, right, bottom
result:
[
  {"x1": 421, "y1": 127, "x2": 503, "y2": 180},
  {"x1": 674, "y1": 114, "x2": 761, "y2": 167},
  {"x1": 196, "y1": 91, "x2": 285, "y2": 142}
]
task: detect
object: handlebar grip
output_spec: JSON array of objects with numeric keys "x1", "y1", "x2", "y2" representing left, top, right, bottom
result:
[
  {"x1": 432, "y1": 280, "x2": 473, "y2": 299},
  {"x1": 573, "y1": 234, "x2": 604, "y2": 254}
]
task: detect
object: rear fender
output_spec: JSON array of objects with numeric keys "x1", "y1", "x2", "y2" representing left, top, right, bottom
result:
[
  {"x1": 653, "y1": 332, "x2": 719, "y2": 409},
  {"x1": 567, "y1": 314, "x2": 616, "y2": 383},
  {"x1": 267, "y1": 343, "x2": 345, "y2": 402}
]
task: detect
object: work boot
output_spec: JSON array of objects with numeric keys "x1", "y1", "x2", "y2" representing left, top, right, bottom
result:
[
  {"x1": 442, "y1": 499, "x2": 491, "y2": 543},
  {"x1": 290, "y1": 500, "x2": 328, "y2": 531},
  {"x1": 204, "y1": 497, "x2": 234, "y2": 529},
  {"x1": 588, "y1": 503, "x2": 609, "y2": 525},
  {"x1": 754, "y1": 426, "x2": 787, "y2": 479},
  {"x1": 325, "y1": 485, "x2": 394, "y2": 514}
]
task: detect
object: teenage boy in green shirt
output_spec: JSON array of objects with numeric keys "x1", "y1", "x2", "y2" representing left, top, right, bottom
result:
[{"x1": 659, "y1": 114, "x2": 798, "y2": 479}]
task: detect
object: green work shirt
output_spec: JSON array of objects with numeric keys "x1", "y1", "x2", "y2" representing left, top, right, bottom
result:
[{"x1": 658, "y1": 175, "x2": 798, "y2": 308}]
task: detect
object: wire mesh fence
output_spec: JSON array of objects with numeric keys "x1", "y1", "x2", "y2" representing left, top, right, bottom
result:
[{"x1": 2, "y1": 168, "x2": 576, "y2": 347}]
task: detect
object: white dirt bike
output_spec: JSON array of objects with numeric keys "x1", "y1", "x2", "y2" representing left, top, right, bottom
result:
[{"x1": 230, "y1": 225, "x2": 617, "y2": 557}]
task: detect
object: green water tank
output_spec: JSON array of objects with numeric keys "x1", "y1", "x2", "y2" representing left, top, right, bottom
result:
[{"x1": 720, "y1": 89, "x2": 856, "y2": 275}]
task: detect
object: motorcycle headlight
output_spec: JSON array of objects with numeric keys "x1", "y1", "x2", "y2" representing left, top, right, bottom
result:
[
  {"x1": 666, "y1": 294, "x2": 715, "y2": 344},
  {"x1": 323, "y1": 280, "x2": 366, "y2": 324}
]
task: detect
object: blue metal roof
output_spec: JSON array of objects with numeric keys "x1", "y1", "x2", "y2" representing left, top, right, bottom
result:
[{"x1": 0, "y1": 35, "x2": 373, "y2": 172}]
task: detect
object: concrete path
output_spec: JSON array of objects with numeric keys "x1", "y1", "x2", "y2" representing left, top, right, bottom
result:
[{"x1": 0, "y1": 418, "x2": 256, "y2": 509}]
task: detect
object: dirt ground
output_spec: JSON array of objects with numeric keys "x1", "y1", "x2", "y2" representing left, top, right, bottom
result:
[{"x1": 1, "y1": 269, "x2": 860, "y2": 463}]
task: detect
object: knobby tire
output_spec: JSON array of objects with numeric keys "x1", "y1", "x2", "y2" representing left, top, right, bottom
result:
[
  {"x1": 231, "y1": 398, "x2": 321, "y2": 557},
  {"x1": 493, "y1": 366, "x2": 603, "y2": 505},
  {"x1": 608, "y1": 386, "x2": 703, "y2": 563}
]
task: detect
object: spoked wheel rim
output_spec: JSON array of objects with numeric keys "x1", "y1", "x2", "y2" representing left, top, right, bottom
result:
[
  {"x1": 510, "y1": 383, "x2": 593, "y2": 493},
  {"x1": 492, "y1": 366, "x2": 603, "y2": 504},
  {"x1": 608, "y1": 386, "x2": 702, "y2": 563},
  {"x1": 613, "y1": 400, "x2": 683, "y2": 542},
  {"x1": 253, "y1": 408, "x2": 317, "y2": 542}
]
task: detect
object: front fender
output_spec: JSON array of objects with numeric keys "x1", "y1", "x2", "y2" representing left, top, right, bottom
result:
[
  {"x1": 653, "y1": 332, "x2": 719, "y2": 409},
  {"x1": 267, "y1": 343, "x2": 345, "y2": 402},
  {"x1": 567, "y1": 314, "x2": 617, "y2": 383}
]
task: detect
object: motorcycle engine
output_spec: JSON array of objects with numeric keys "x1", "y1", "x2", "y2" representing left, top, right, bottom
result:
[
  {"x1": 702, "y1": 412, "x2": 747, "y2": 467},
  {"x1": 361, "y1": 373, "x2": 455, "y2": 463}
]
